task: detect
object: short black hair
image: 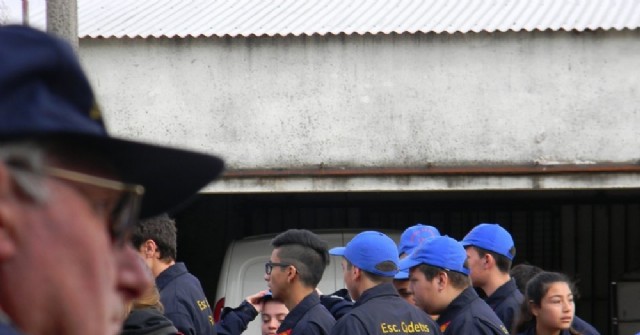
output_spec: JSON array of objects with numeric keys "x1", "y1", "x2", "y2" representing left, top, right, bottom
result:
[
  {"x1": 132, "y1": 213, "x2": 177, "y2": 261},
  {"x1": 471, "y1": 246, "x2": 513, "y2": 273},
  {"x1": 415, "y1": 263, "x2": 471, "y2": 290},
  {"x1": 510, "y1": 263, "x2": 543, "y2": 294},
  {"x1": 345, "y1": 259, "x2": 394, "y2": 284},
  {"x1": 271, "y1": 229, "x2": 330, "y2": 288}
]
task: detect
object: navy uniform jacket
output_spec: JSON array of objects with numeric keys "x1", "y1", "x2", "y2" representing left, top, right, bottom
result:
[
  {"x1": 437, "y1": 287, "x2": 509, "y2": 335},
  {"x1": 516, "y1": 317, "x2": 599, "y2": 335},
  {"x1": 0, "y1": 312, "x2": 22, "y2": 335},
  {"x1": 330, "y1": 283, "x2": 441, "y2": 335},
  {"x1": 215, "y1": 300, "x2": 259, "y2": 335},
  {"x1": 517, "y1": 326, "x2": 573, "y2": 335},
  {"x1": 157, "y1": 262, "x2": 216, "y2": 335},
  {"x1": 320, "y1": 289, "x2": 355, "y2": 320},
  {"x1": 572, "y1": 316, "x2": 600, "y2": 335},
  {"x1": 277, "y1": 291, "x2": 335, "y2": 335},
  {"x1": 485, "y1": 278, "x2": 523, "y2": 331}
]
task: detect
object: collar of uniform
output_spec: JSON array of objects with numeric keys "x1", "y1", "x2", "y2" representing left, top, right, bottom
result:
[
  {"x1": 276, "y1": 291, "x2": 321, "y2": 333},
  {"x1": 156, "y1": 262, "x2": 188, "y2": 290},
  {"x1": 354, "y1": 282, "x2": 399, "y2": 307},
  {"x1": 436, "y1": 286, "x2": 480, "y2": 326},
  {"x1": 485, "y1": 278, "x2": 519, "y2": 308}
]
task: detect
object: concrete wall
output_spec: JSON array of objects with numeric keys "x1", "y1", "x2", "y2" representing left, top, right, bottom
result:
[{"x1": 78, "y1": 30, "x2": 640, "y2": 191}]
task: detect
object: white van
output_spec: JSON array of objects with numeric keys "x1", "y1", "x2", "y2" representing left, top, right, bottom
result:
[{"x1": 213, "y1": 229, "x2": 401, "y2": 334}]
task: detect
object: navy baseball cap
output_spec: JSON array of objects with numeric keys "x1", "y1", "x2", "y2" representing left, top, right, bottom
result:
[
  {"x1": 398, "y1": 236, "x2": 470, "y2": 275},
  {"x1": 460, "y1": 223, "x2": 515, "y2": 260},
  {"x1": 398, "y1": 224, "x2": 440, "y2": 256},
  {"x1": 329, "y1": 231, "x2": 399, "y2": 277},
  {"x1": 0, "y1": 25, "x2": 224, "y2": 218}
]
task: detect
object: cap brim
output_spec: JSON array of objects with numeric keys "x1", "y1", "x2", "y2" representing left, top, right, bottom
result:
[
  {"x1": 398, "y1": 257, "x2": 422, "y2": 271},
  {"x1": 394, "y1": 270, "x2": 409, "y2": 280},
  {"x1": 44, "y1": 133, "x2": 224, "y2": 218},
  {"x1": 459, "y1": 240, "x2": 473, "y2": 247},
  {"x1": 329, "y1": 247, "x2": 346, "y2": 256}
]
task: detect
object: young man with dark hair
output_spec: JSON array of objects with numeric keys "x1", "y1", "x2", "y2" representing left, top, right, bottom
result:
[
  {"x1": 329, "y1": 231, "x2": 440, "y2": 335},
  {"x1": 400, "y1": 236, "x2": 508, "y2": 334},
  {"x1": 265, "y1": 229, "x2": 335, "y2": 335},
  {"x1": 0, "y1": 25, "x2": 224, "y2": 335},
  {"x1": 133, "y1": 214, "x2": 215, "y2": 335},
  {"x1": 460, "y1": 223, "x2": 522, "y2": 331}
]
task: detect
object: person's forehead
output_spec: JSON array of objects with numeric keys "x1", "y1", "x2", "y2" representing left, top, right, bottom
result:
[
  {"x1": 545, "y1": 282, "x2": 572, "y2": 297},
  {"x1": 263, "y1": 300, "x2": 287, "y2": 313}
]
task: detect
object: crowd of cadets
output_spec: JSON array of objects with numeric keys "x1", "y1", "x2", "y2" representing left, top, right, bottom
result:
[
  {"x1": 209, "y1": 224, "x2": 600, "y2": 335},
  {"x1": 0, "y1": 26, "x2": 601, "y2": 335},
  {"x1": 123, "y1": 157, "x2": 598, "y2": 335}
]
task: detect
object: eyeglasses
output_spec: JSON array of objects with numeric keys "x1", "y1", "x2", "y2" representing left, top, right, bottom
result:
[
  {"x1": 43, "y1": 167, "x2": 145, "y2": 246},
  {"x1": 9, "y1": 164, "x2": 145, "y2": 247},
  {"x1": 265, "y1": 261, "x2": 291, "y2": 275}
]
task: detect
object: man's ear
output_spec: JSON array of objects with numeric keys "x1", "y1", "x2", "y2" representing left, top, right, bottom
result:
[
  {"x1": 484, "y1": 253, "x2": 494, "y2": 269},
  {"x1": 141, "y1": 239, "x2": 158, "y2": 259},
  {"x1": 436, "y1": 271, "x2": 448, "y2": 291},
  {"x1": 352, "y1": 266, "x2": 362, "y2": 281},
  {"x1": 0, "y1": 163, "x2": 18, "y2": 261}
]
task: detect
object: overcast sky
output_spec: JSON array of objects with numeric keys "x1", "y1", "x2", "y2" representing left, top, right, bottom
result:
[{"x1": 1, "y1": 0, "x2": 45, "y2": 25}]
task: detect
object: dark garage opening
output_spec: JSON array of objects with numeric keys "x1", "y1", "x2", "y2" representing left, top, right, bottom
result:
[{"x1": 174, "y1": 189, "x2": 640, "y2": 335}]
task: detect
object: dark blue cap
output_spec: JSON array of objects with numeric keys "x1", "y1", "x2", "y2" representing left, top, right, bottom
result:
[
  {"x1": 0, "y1": 25, "x2": 224, "y2": 218},
  {"x1": 398, "y1": 236, "x2": 470, "y2": 276},
  {"x1": 397, "y1": 224, "x2": 440, "y2": 256},
  {"x1": 460, "y1": 223, "x2": 515, "y2": 260},
  {"x1": 329, "y1": 231, "x2": 399, "y2": 277}
]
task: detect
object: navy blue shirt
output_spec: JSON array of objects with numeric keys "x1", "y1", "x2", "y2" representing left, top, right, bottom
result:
[
  {"x1": 277, "y1": 291, "x2": 335, "y2": 335},
  {"x1": 330, "y1": 283, "x2": 440, "y2": 335},
  {"x1": 485, "y1": 278, "x2": 523, "y2": 332},
  {"x1": 215, "y1": 300, "x2": 259, "y2": 335},
  {"x1": 437, "y1": 286, "x2": 509, "y2": 335},
  {"x1": 156, "y1": 262, "x2": 215, "y2": 335}
]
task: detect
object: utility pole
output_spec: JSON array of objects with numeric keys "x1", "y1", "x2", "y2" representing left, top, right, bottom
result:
[{"x1": 46, "y1": 0, "x2": 78, "y2": 50}]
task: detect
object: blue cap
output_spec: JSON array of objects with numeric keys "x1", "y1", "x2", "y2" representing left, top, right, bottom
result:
[
  {"x1": 398, "y1": 236, "x2": 470, "y2": 275},
  {"x1": 460, "y1": 223, "x2": 515, "y2": 260},
  {"x1": 0, "y1": 25, "x2": 224, "y2": 218},
  {"x1": 329, "y1": 231, "x2": 399, "y2": 277},
  {"x1": 394, "y1": 270, "x2": 409, "y2": 280},
  {"x1": 398, "y1": 224, "x2": 440, "y2": 256}
]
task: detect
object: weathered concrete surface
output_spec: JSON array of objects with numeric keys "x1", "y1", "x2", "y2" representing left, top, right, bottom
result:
[{"x1": 78, "y1": 30, "x2": 640, "y2": 191}]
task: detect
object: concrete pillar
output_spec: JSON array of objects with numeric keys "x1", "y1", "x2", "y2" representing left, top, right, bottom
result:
[{"x1": 46, "y1": 0, "x2": 78, "y2": 50}]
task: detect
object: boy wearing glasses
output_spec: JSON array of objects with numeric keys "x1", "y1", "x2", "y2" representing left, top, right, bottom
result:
[
  {"x1": 264, "y1": 229, "x2": 335, "y2": 335},
  {"x1": 132, "y1": 214, "x2": 215, "y2": 335},
  {"x1": 0, "y1": 26, "x2": 224, "y2": 335}
]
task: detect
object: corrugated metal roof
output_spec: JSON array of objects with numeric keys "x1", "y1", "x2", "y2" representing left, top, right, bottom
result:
[{"x1": 23, "y1": 0, "x2": 640, "y2": 38}]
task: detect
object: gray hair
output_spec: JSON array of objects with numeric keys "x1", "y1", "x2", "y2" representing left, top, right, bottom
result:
[{"x1": 0, "y1": 141, "x2": 49, "y2": 202}]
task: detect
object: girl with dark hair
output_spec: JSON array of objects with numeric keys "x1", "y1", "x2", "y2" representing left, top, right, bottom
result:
[{"x1": 513, "y1": 271, "x2": 580, "y2": 335}]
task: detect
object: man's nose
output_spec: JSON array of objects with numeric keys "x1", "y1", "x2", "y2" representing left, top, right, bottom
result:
[{"x1": 116, "y1": 245, "x2": 153, "y2": 302}]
